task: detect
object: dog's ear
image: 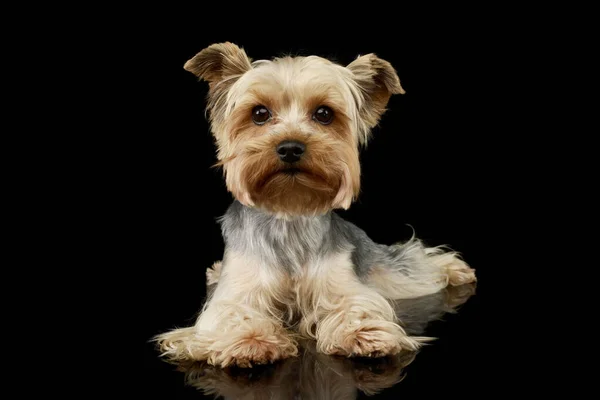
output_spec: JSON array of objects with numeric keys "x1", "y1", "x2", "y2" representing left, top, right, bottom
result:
[
  {"x1": 184, "y1": 42, "x2": 252, "y2": 88},
  {"x1": 347, "y1": 54, "x2": 405, "y2": 132},
  {"x1": 184, "y1": 42, "x2": 252, "y2": 126}
]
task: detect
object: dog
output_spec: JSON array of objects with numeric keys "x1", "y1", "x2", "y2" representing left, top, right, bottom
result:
[{"x1": 156, "y1": 42, "x2": 476, "y2": 368}]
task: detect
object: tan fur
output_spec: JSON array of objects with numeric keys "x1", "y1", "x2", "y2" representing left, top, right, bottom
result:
[
  {"x1": 186, "y1": 44, "x2": 394, "y2": 214},
  {"x1": 174, "y1": 286, "x2": 475, "y2": 395},
  {"x1": 445, "y1": 259, "x2": 477, "y2": 286},
  {"x1": 367, "y1": 241, "x2": 476, "y2": 300},
  {"x1": 156, "y1": 252, "x2": 298, "y2": 367},
  {"x1": 158, "y1": 251, "x2": 475, "y2": 366},
  {"x1": 347, "y1": 53, "x2": 406, "y2": 138},
  {"x1": 184, "y1": 42, "x2": 252, "y2": 93},
  {"x1": 224, "y1": 132, "x2": 359, "y2": 216},
  {"x1": 295, "y1": 253, "x2": 425, "y2": 357},
  {"x1": 157, "y1": 250, "x2": 443, "y2": 365},
  {"x1": 155, "y1": 43, "x2": 477, "y2": 368},
  {"x1": 205, "y1": 261, "x2": 221, "y2": 286}
]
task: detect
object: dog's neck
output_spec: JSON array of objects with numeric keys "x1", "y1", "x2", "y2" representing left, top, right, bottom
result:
[{"x1": 220, "y1": 201, "x2": 339, "y2": 273}]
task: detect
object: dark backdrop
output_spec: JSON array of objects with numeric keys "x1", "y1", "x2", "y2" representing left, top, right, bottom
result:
[{"x1": 119, "y1": 15, "x2": 520, "y2": 398}]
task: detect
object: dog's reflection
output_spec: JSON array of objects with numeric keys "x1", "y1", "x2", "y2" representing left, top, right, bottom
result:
[{"x1": 173, "y1": 283, "x2": 475, "y2": 399}]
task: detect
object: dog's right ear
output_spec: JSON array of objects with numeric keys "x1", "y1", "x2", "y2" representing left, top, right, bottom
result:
[
  {"x1": 184, "y1": 42, "x2": 252, "y2": 88},
  {"x1": 347, "y1": 53, "x2": 404, "y2": 144}
]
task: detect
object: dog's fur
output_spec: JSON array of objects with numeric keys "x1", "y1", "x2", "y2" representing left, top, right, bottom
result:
[
  {"x1": 172, "y1": 284, "x2": 475, "y2": 398},
  {"x1": 155, "y1": 42, "x2": 476, "y2": 368}
]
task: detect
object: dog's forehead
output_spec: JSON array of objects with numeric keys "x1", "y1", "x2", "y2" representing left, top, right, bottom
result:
[
  {"x1": 256, "y1": 55, "x2": 342, "y2": 79},
  {"x1": 234, "y1": 56, "x2": 355, "y2": 102}
]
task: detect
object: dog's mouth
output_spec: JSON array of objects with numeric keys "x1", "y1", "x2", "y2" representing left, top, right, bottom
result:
[
  {"x1": 242, "y1": 158, "x2": 345, "y2": 214},
  {"x1": 275, "y1": 166, "x2": 323, "y2": 181},
  {"x1": 254, "y1": 166, "x2": 330, "y2": 191},
  {"x1": 281, "y1": 167, "x2": 301, "y2": 175},
  {"x1": 267, "y1": 166, "x2": 309, "y2": 179}
]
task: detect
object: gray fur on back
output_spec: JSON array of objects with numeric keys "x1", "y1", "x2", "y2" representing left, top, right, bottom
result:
[{"x1": 220, "y1": 201, "x2": 418, "y2": 277}]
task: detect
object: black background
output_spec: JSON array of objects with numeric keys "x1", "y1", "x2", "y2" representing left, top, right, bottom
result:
[{"x1": 117, "y1": 11, "x2": 527, "y2": 398}]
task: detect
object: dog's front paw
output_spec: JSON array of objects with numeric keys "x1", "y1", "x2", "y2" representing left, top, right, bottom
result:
[
  {"x1": 319, "y1": 320, "x2": 421, "y2": 358},
  {"x1": 156, "y1": 324, "x2": 298, "y2": 368},
  {"x1": 209, "y1": 331, "x2": 299, "y2": 368}
]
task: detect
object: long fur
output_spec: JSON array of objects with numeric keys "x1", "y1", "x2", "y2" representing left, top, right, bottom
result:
[
  {"x1": 171, "y1": 285, "x2": 475, "y2": 397},
  {"x1": 155, "y1": 42, "x2": 476, "y2": 368}
]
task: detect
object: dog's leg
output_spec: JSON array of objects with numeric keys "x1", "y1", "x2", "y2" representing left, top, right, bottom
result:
[
  {"x1": 366, "y1": 237, "x2": 476, "y2": 300},
  {"x1": 156, "y1": 252, "x2": 298, "y2": 367},
  {"x1": 297, "y1": 253, "x2": 424, "y2": 358}
]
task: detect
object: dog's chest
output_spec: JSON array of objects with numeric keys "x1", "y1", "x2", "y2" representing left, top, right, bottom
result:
[
  {"x1": 249, "y1": 218, "x2": 327, "y2": 274},
  {"x1": 221, "y1": 203, "x2": 338, "y2": 274}
]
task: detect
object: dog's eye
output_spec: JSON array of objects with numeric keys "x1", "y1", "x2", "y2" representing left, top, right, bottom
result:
[
  {"x1": 251, "y1": 105, "x2": 271, "y2": 125},
  {"x1": 313, "y1": 106, "x2": 334, "y2": 125}
]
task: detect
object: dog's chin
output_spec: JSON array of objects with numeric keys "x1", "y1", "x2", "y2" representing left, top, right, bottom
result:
[{"x1": 248, "y1": 167, "x2": 338, "y2": 216}]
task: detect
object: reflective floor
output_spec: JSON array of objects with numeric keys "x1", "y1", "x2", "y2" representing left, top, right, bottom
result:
[{"x1": 143, "y1": 283, "x2": 481, "y2": 399}]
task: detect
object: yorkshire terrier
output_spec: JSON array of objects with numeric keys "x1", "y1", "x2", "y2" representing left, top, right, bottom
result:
[{"x1": 156, "y1": 42, "x2": 476, "y2": 368}]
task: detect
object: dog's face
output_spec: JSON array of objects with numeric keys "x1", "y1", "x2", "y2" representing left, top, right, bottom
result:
[{"x1": 185, "y1": 42, "x2": 404, "y2": 216}]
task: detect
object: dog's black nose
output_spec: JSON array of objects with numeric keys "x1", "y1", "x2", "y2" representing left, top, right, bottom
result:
[{"x1": 276, "y1": 140, "x2": 305, "y2": 163}]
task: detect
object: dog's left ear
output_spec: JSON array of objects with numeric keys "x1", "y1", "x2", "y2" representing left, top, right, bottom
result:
[
  {"x1": 184, "y1": 42, "x2": 252, "y2": 90},
  {"x1": 347, "y1": 54, "x2": 405, "y2": 134},
  {"x1": 184, "y1": 42, "x2": 253, "y2": 128}
]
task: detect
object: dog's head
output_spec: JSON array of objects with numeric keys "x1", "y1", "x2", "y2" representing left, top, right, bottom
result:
[{"x1": 185, "y1": 42, "x2": 404, "y2": 216}]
